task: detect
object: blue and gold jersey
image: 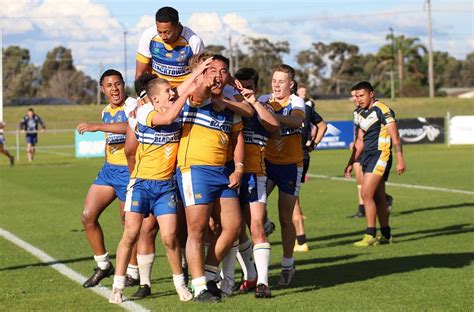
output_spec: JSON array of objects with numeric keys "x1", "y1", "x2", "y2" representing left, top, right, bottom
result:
[
  {"x1": 258, "y1": 94, "x2": 305, "y2": 165},
  {"x1": 101, "y1": 104, "x2": 128, "y2": 166},
  {"x1": 178, "y1": 98, "x2": 243, "y2": 171},
  {"x1": 132, "y1": 103, "x2": 181, "y2": 180},
  {"x1": 242, "y1": 114, "x2": 269, "y2": 175},
  {"x1": 355, "y1": 101, "x2": 395, "y2": 152},
  {"x1": 136, "y1": 26, "x2": 204, "y2": 87}
]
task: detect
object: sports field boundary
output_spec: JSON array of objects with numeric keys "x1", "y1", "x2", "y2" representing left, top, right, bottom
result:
[
  {"x1": 0, "y1": 227, "x2": 149, "y2": 312},
  {"x1": 308, "y1": 174, "x2": 474, "y2": 195}
]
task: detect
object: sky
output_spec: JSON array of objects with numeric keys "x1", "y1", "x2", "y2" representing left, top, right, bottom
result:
[{"x1": 1, "y1": 0, "x2": 473, "y2": 85}]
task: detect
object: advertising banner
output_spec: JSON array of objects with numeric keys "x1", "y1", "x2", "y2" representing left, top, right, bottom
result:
[
  {"x1": 449, "y1": 116, "x2": 474, "y2": 145},
  {"x1": 316, "y1": 121, "x2": 354, "y2": 150},
  {"x1": 397, "y1": 117, "x2": 445, "y2": 144},
  {"x1": 75, "y1": 131, "x2": 105, "y2": 158}
]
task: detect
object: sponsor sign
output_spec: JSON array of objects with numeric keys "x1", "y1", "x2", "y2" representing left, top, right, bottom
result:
[
  {"x1": 316, "y1": 120, "x2": 354, "y2": 149},
  {"x1": 75, "y1": 131, "x2": 105, "y2": 158},
  {"x1": 449, "y1": 116, "x2": 474, "y2": 145},
  {"x1": 397, "y1": 117, "x2": 444, "y2": 144}
]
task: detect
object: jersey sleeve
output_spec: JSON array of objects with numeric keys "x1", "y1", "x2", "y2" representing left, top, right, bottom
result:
[
  {"x1": 136, "y1": 26, "x2": 155, "y2": 63},
  {"x1": 290, "y1": 95, "x2": 305, "y2": 117},
  {"x1": 377, "y1": 103, "x2": 395, "y2": 125},
  {"x1": 136, "y1": 104, "x2": 155, "y2": 127},
  {"x1": 189, "y1": 34, "x2": 204, "y2": 54},
  {"x1": 312, "y1": 109, "x2": 323, "y2": 125},
  {"x1": 231, "y1": 113, "x2": 243, "y2": 132}
]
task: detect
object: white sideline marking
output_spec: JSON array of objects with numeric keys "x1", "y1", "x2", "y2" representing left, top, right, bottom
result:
[
  {"x1": 0, "y1": 228, "x2": 149, "y2": 312},
  {"x1": 308, "y1": 174, "x2": 474, "y2": 195}
]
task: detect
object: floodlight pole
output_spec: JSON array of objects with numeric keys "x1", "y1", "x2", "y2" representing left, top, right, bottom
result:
[
  {"x1": 389, "y1": 27, "x2": 395, "y2": 100},
  {"x1": 426, "y1": 0, "x2": 435, "y2": 98}
]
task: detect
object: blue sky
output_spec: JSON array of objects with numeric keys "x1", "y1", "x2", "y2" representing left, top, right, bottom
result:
[{"x1": 2, "y1": 0, "x2": 472, "y2": 84}]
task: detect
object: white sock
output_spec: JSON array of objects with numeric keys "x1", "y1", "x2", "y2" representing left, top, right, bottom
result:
[
  {"x1": 113, "y1": 275, "x2": 125, "y2": 290},
  {"x1": 238, "y1": 239, "x2": 256, "y2": 280},
  {"x1": 221, "y1": 240, "x2": 238, "y2": 288},
  {"x1": 126, "y1": 264, "x2": 139, "y2": 279},
  {"x1": 204, "y1": 264, "x2": 218, "y2": 282},
  {"x1": 192, "y1": 276, "x2": 207, "y2": 296},
  {"x1": 281, "y1": 256, "x2": 294, "y2": 270},
  {"x1": 137, "y1": 253, "x2": 155, "y2": 286},
  {"x1": 254, "y1": 243, "x2": 271, "y2": 286},
  {"x1": 94, "y1": 252, "x2": 110, "y2": 270},
  {"x1": 173, "y1": 273, "x2": 186, "y2": 288}
]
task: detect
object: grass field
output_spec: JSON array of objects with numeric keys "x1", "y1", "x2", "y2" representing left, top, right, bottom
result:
[{"x1": 0, "y1": 143, "x2": 473, "y2": 311}]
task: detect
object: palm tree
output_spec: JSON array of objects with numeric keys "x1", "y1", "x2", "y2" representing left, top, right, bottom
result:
[{"x1": 377, "y1": 34, "x2": 427, "y2": 96}]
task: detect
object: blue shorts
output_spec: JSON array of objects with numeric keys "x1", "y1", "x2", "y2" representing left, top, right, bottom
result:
[
  {"x1": 240, "y1": 173, "x2": 267, "y2": 204},
  {"x1": 361, "y1": 150, "x2": 392, "y2": 181},
  {"x1": 26, "y1": 134, "x2": 38, "y2": 146},
  {"x1": 176, "y1": 165, "x2": 238, "y2": 207},
  {"x1": 93, "y1": 162, "x2": 130, "y2": 202},
  {"x1": 124, "y1": 178, "x2": 177, "y2": 217},
  {"x1": 265, "y1": 160, "x2": 303, "y2": 196},
  {"x1": 0, "y1": 134, "x2": 4, "y2": 145}
]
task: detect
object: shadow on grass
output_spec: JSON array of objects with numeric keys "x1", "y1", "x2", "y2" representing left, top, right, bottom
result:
[
  {"x1": 270, "y1": 223, "x2": 473, "y2": 249},
  {"x1": 268, "y1": 254, "x2": 362, "y2": 271},
  {"x1": 269, "y1": 252, "x2": 474, "y2": 295},
  {"x1": 0, "y1": 253, "x2": 167, "y2": 272},
  {"x1": 393, "y1": 202, "x2": 474, "y2": 216}
]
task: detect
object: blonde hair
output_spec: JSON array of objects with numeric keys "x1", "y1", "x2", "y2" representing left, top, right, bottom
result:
[
  {"x1": 146, "y1": 77, "x2": 170, "y2": 97},
  {"x1": 188, "y1": 51, "x2": 214, "y2": 71}
]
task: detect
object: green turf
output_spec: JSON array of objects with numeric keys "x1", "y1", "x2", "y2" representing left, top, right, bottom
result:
[
  {"x1": 2, "y1": 97, "x2": 472, "y2": 129},
  {"x1": 1, "y1": 144, "x2": 473, "y2": 311}
]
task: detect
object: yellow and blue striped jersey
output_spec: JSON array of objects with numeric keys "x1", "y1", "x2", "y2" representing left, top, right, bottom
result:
[
  {"x1": 101, "y1": 104, "x2": 128, "y2": 166},
  {"x1": 136, "y1": 26, "x2": 204, "y2": 87},
  {"x1": 258, "y1": 94, "x2": 305, "y2": 165},
  {"x1": 355, "y1": 101, "x2": 395, "y2": 152},
  {"x1": 132, "y1": 103, "x2": 181, "y2": 180},
  {"x1": 178, "y1": 98, "x2": 243, "y2": 171}
]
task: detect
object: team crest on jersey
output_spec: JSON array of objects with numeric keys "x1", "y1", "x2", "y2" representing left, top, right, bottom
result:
[
  {"x1": 282, "y1": 107, "x2": 289, "y2": 115},
  {"x1": 116, "y1": 115, "x2": 123, "y2": 122},
  {"x1": 177, "y1": 50, "x2": 187, "y2": 62},
  {"x1": 218, "y1": 132, "x2": 228, "y2": 147}
]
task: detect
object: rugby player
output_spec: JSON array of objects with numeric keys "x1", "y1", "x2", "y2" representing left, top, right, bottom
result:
[
  {"x1": 109, "y1": 72, "x2": 210, "y2": 303},
  {"x1": 234, "y1": 67, "x2": 280, "y2": 297},
  {"x1": 293, "y1": 83, "x2": 327, "y2": 252},
  {"x1": 19, "y1": 108, "x2": 45, "y2": 162},
  {"x1": 0, "y1": 122, "x2": 15, "y2": 166},
  {"x1": 175, "y1": 53, "x2": 244, "y2": 302},
  {"x1": 258, "y1": 65, "x2": 305, "y2": 286},
  {"x1": 345, "y1": 81, "x2": 406, "y2": 247},
  {"x1": 76, "y1": 70, "x2": 131, "y2": 288},
  {"x1": 135, "y1": 6, "x2": 204, "y2": 87}
]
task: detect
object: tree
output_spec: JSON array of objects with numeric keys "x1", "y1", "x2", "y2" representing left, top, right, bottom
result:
[
  {"x1": 237, "y1": 38, "x2": 290, "y2": 94},
  {"x1": 2, "y1": 46, "x2": 39, "y2": 100},
  {"x1": 460, "y1": 52, "x2": 474, "y2": 87},
  {"x1": 296, "y1": 41, "x2": 362, "y2": 95},
  {"x1": 379, "y1": 34, "x2": 427, "y2": 96},
  {"x1": 40, "y1": 46, "x2": 74, "y2": 83}
]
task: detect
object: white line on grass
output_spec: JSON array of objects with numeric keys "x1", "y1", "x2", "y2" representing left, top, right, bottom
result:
[
  {"x1": 0, "y1": 227, "x2": 149, "y2": 312},
  {"x1": 308, "y1": 174, "x2": 474, "y2": 195}
]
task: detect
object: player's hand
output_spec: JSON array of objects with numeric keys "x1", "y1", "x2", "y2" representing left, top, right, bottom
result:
[
  {"x1": 20, "y1": 129, "x2": 25, "y2": 134},
  {"x1": 228, "y1": 171, "x2": 243, "y2": 189},
  {"x1": 397, "y1": 160, "x2": 406, "y2": 175},
  {"x1": 195, "y1": 57, "x2": 213, "y2": 75},
  {"x1": 77, "y1": 123, "x2": 97, "y2": 134},
  {"x1": 344, "y1": 164, "x2": 353, "y2": 178},
  {"x1": 231, "y1": 77, "x2": 244, "y2": 91},
  {"x1": 240, "y1": 88, "x2": 257, "y2": 105},
  {"x1": 41, "y1": 128, "x2": 45, "y2": 133}
]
